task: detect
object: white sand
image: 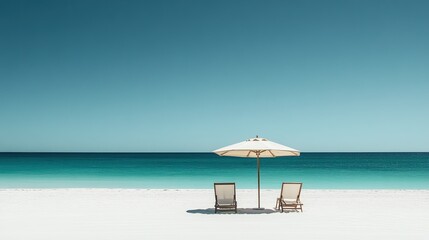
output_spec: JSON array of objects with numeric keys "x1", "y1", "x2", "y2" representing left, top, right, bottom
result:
[{"x1": 0, "y1": 189, "x2": 428, "y2": 240}]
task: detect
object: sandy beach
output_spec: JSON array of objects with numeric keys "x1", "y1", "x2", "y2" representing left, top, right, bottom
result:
[{"x1": 0, "y1": 189, "x2": 428, "y2": 239}]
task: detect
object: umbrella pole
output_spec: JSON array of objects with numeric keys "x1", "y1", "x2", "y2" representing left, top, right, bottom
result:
[{"x1": 257, "y1": 152, "x2": 261, "y2": 209}]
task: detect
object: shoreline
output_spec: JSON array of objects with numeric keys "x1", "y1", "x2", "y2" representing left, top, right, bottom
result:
[{"x1": 1, "y1": 188, "x2": 428, "y2": 191}]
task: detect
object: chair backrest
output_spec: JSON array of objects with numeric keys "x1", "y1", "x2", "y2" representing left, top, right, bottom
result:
[
  {"x1": 214, "y1": 183, "x2": 236, "y2": 204},
  {"x1": 280, "y1": 182, "x2": 302, "y2": 200}
]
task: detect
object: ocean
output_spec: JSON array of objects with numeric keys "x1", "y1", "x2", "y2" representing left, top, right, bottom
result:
[{"x1": 0, "y1": 152, "x2": 428, "y2": 189}]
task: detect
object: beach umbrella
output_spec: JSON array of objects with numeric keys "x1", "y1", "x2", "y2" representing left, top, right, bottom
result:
[{"x1": 213, "y1": 136, "x2": 300, "y2": 209}]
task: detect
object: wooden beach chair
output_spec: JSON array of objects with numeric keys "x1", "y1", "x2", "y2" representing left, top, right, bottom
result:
[
  {"x1": 214, "y1": 183, "x2": 237, "y2": 213},
  {"x1": 275, "y1": 182, "x2": 303, "y2": 212}
]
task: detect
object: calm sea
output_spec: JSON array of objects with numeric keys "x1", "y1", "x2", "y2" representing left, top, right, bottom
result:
[{"x1": 0, "y1": 153, "x2": 427, "y2": 189}]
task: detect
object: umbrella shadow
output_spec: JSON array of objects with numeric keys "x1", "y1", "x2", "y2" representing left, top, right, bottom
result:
[{"x1": 186, "y1": 208, "x2": 279, "y2": 215}]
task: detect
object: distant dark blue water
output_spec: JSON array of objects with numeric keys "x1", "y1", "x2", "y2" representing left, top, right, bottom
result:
[{"x1": 0, "y1": 152, "x2": 428, "y2": 189}]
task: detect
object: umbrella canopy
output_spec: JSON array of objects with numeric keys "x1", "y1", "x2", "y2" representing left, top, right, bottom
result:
[
  {"x1": 213, "y1": 136, "x2": 300, "y2": 209},
  {"x1": 214, "y1": 137, "x2": 300, "y2": 158}
]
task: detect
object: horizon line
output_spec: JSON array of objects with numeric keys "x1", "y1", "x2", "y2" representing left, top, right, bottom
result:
[{"x1": 0, "y1": 151, "x2": 428, "y2": 154}]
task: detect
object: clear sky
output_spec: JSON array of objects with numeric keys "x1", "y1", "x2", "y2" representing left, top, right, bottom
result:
[{"x1": 1, "y1": 0, "x2": 428, "y2": 152}]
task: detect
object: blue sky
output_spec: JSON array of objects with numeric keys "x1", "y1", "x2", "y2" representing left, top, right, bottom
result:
[{"x1": 1, "y1": 0, "x2": 428, "y2": 152}]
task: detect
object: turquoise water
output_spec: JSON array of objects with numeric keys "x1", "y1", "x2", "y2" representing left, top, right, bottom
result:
[{"x1": 0, "y1": 153, "x2": 428, "y2": 189}]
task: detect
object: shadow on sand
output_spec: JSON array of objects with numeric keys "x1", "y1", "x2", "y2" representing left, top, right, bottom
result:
[{"x1": 186, "y1": 208, "x2": 299, "y2": 214}]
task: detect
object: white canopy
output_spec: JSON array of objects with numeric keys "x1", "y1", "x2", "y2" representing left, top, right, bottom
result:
[{"x1": 213, "y1": 137, "x2": 300, "y2": 158}]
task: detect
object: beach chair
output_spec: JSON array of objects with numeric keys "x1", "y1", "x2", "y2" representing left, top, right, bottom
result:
[
  {"x1": 214, "y1": 183, "x2": 237, "y2": 213},
  {"x1": 275, "y1": 182, "x2": 303, "y2": 212}
]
